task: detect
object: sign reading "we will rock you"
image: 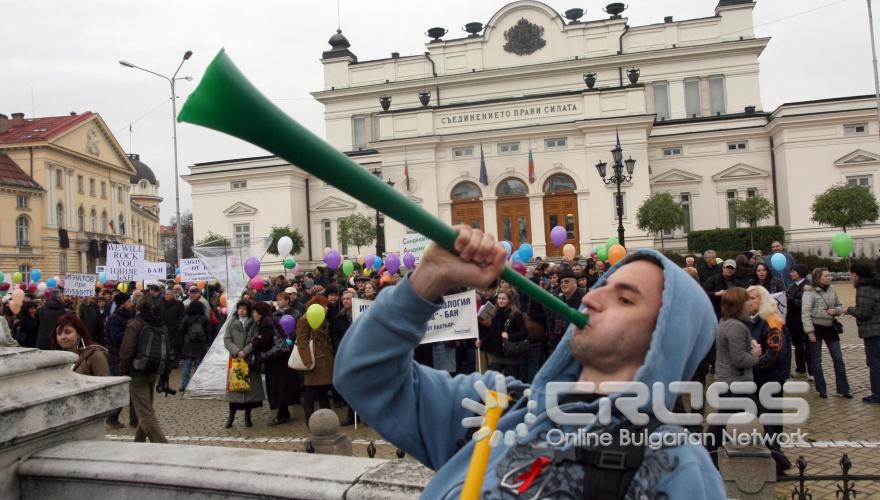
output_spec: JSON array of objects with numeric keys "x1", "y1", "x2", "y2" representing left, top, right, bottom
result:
[{"x1": 105, "y1": 244, "x2": 145, "y2": 281}]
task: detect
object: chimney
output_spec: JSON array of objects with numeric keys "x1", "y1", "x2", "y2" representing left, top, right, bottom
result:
[
  {"x1": 664, "y1": 16, "x2": 673, "y2": 23},
  {"x1": 11, "y1": 112, "x2": 25, "y2": 127},
  {"x1": 0, "y1": 114, "x2": 8, "y2": 134},
  {"x1": 744, "y1": 105, "x2": 756, "y2": 115},
  {"x1": 391, "y1": 52, "x2": 400, "y2": 59}
]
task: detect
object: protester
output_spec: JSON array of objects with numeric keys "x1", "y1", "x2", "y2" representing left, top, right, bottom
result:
[
  {"x1": 802, "y1": 267, "x2": 850, "y2": 399},
  {"x1": 159, "y1": 288, "x2": 186, "y2": 366},
  {"x1": 752, "y1": 262, "x2": 785, "y2": 294},
  {"x1": 252, "y1": 301, "x2": 301, "y2": 426},
  {"x1": 847, "y1": 263, "x2": 880, "y2": 404},
  {"x1": 363, "y1": 282, "x2": 377, "y2": 300},
  {"x1": 78, "y1": 296, "x2": 103, "y2": 347},
  {"x1": 330, "y1": 289, "x2": 355, "y2": 426},
  {"x1": 223, "y1": 300, "x2": 264, "y2": 427},
  {"x1": 547, "y1": 268, "x2": 584, "y2": 349},
  {"x1": 697, "y1": 249, "x2": 720, "y2": 283},
  {"x1": 106, "y1": 292, "x2": 136, "y2": 429},
  {"x1": 704, "y1": 259, "x2": 747, "y2": 319},
  {"x1": 770, "y1": 241, "x2": 796, "y2": 287},
  {"x1": 52, "y1": 313, "x2": 110, "y2": 377},
  {"x1": 178, "y1": 299, "x2": 211, "y2": 393},
  {"x1": 14, "y1": 301, "x2": 39, "y2": 348},
  {"x1": 335, "y1": 227, "x2": 724, "y2": 498},
  {"x1": 294, "y1": 295, "x2": 335, "y2": 426},
  {"x1": 476, "y1": 289, "x2": 526, "y2": 379},
  {"x1": 36, "y1": 289, "x2": 68, "y2": 349},
  {"x1": 183, "y1": 286, "x2": 211, "y2": 320},
  {"x1": 787, "y1": 264, "x2": 811, "y2": 379}
]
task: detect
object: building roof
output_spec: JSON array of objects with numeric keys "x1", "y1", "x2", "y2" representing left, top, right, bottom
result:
[
  {"x1": 0, "y1": 152, "x2": 43, "y2": 190},
  {"x1": 0, "y1": 112, "x2": 94, "y2": 144},
  {"x1": 128, "y1": 153, "x2": 158, "y2": 185}
]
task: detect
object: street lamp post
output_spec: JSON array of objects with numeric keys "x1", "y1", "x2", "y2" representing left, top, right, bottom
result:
[
  {"x1": 595, "y1": 142, "x2": 636, "y2": 247},
  {"x1": 119, "y1": 50, "x2": 193, "y2": 266}
]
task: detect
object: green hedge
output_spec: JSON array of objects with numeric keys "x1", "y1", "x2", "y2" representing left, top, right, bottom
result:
[
  {"x1": 789, "y1": 252, "x2": 876, "y2": 273},
  {"x1": 687, "y1": 226, "x2": 785, "y2": 254}
]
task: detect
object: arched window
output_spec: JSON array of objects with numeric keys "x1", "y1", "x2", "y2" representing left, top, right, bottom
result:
[
  {"x1": 496, "y1": 177, "x2": 528, "y2": 197},
  {"x1": 90, "y1": 209, "x2": 97, "y2": 232},
  {"x1": 451, "y1": 181, "x2": 483, "y2": 200},
  {"x1": 139, "y1": 179, "x2": 148, "y2": 190},
  {"x1": 77, "y1": 206, "x2": 85, "y2": 231},
  {"x1": 16, "y1": 216, "x2": 29, "y2": 246},
  {"x1": 543, "y1": 173, "x2": 576, "y2": 193},
  {"x1": 56, "y1": 202, "x2": 64, "y2": 228},
  {"x1": 101, "y1": 211, "x2": 108, "y2": 233}
]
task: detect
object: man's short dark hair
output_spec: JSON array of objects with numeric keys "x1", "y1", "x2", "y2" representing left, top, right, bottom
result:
[
  {"x1": 792, "y1": 264, "x2": 809, "y2": 279},
  {"x1": 324, "y1": 284, "x2": 339, "y2": 296}
]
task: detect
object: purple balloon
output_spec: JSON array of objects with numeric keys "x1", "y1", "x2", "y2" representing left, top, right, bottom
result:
[
  {"x1": 244, "y1": 257, "x2": 261, "y2": 279},
  {"x1": 364, "y1": 254, "x2": 376, "y2": 268},
  {"x1": 550, "y1": 225, "x2": 567, "y2": 247},
  {"x1": 403, "y1": 252, "x2": 416, "y2": 269},
  {"x1": 279, "y1": 314, "x2": 296, "y2": 336},
  {"x1": 324, "y1": 249, "x2": 342, "y2": 271},
  {"x1": 385, "y1": 253, "x2": 401, "y2": 274}
]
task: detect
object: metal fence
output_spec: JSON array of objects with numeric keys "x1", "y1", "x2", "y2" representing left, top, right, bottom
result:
[{"x1": 777, "y1": 453, "x2": 880, "y2": 500}]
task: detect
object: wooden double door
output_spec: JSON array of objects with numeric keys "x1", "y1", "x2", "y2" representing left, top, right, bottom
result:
[
  {"x1": 452, "y1": 200, "x2": 484, "y2": 231},
  {"x1": 496, "y1": 197, "x2": 531, "y2": 248},
  {"x1": 543, "y1": 193, "x2": 579, "y2": 257}
]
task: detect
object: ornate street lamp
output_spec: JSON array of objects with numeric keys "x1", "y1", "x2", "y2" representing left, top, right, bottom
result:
[{"x1": 596, "y1": 142, "x2": 636, "y2": 246}]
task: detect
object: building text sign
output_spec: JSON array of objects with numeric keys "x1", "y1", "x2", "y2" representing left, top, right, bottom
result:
[
  {"x1": 105, "y1": 244, "x2": 145, "y2": 281},
  {"x1": 438, "y1": 101, "x2": 580, "y2": 128}
]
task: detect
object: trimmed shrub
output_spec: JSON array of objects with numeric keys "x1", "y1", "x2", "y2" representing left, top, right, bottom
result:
[{"x1": 687, "y1": 226, "x2": 785, "y2": 254}]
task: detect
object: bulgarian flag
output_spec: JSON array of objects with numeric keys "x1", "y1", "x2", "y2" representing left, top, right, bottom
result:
[
  {"x1": 404, "y1": 157, "x2": 411, "y2": 191},
  {"x1": 528, "y1": 146, "x2": 536, "y2": 184}
]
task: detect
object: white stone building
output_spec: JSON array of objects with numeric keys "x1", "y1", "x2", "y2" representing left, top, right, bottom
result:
[{"x1": 184, "y1": 0, "x2": 880, "y2": 269}]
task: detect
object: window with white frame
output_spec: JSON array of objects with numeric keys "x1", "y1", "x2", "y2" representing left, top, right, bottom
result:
[
  {"x1": 684, "y1": 78, "x2": 701, "y2": 118},
  {"x1": 452, "y1": 146, "x2": 474, "y2": 158},
  {"x1": 662, "y1": 146, "x2": 682, "y2": 157},
  {"x1": 371, "y1": 113, "x2": 381, "y2": 142},
  {"x1": 77, "y1": 206, "x2": 85, "y2": 231},
  {"x1": 55, "y1": 169, "x2": 63, "y2": 188},
  {"x1": 233, "y1": 223, "x2": 251, "y2": 247},
  {"x1": 56, "y1": 203, "x2": 64, "y2": 228},
  {"x1": 59, "y1": 252, "x2": 67, "y2": 273},
  {"x1": 230, "y1": 180, "x2": 247, "y2": 190},
  {"x1": 498, "y1": 142, "x2": 520, "y2": 154},
  {"x1": 351, "y1": 115, "x2": 367, "y2": 150},
  {"x1": 727, "y1": 190, "x2": 738, "y2": 228},
  {"x1": 16, "y1": 216, "x2": 29, "y2": 246},
  {"x1": 16, "y1": 195, "x2": 28, "y2": 209},
  {"x1": 709, "y1": 75, "x2": 726, "y2": 116},
  {"x1": 89, "y1": 178, "x2": 95, "y2": 196},
  {"x1": 653, "y1": 82, "x2": 670, "y2": 121},
  {"x1": 844, "y1": 123, "x2": 868, "y2": 136},
  {"x1": 681, "y1": 193, "x2": 692, "y2": 234},
  {"x1": 544, "y1": 137, "x2": 567, "y2": 149},
  {"x1": 90, "y1": 209, "x2": 96, "y2": 232},
  {"x1": 100, "y1": 181, "x2": 106, "y2": 198},
  {"x1": 322, "y1": 220, "x2": 332, "y2": 248},
  {"x1": 847, "y1": 175, "x2": 872, "y2": 188},
  {"x1": 613, "y1": 192, "x2": 627, "y2": 220},
  {"x1": 727, "y1": 141, "x2": 748, "y2": 152}
]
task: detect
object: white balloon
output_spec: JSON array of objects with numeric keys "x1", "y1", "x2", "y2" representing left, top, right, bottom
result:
[
  {"x1": 37, "y1": 282, "x2": 47, "y2": 292},
  {"x1": 277, "y1": 236, "x2": 293, "y2": 257}
]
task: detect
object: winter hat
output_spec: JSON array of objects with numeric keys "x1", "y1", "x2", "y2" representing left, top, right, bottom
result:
[{"x1": 114, "y1": 293, "x2": 131, "y2": 307}]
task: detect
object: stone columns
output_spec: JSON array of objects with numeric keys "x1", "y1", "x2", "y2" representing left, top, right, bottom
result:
[
  {"x1": 482, "y1": 196, "x2": 498, "y2": 237},
  {"x1": 527, "y1": 193, "x2": 546, "y2": 257},
  {"x1": 575, "y1": 189, "x2": 590, "y2": 255}
]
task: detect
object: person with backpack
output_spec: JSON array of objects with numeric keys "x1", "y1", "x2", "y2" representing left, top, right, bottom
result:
[
  {"x1": 119, "y1": 298, "x2": 171, "y2": 443},
  {"x1": 177, "y1": 300, "x2": 211, "y2": 393},
  {"x1": 105, "y1": 293, "x2": 136, "y2": 429}
]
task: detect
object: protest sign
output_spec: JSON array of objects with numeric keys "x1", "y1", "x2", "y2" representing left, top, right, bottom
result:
[
  {"x1": 105, "y1": 244, "x2": 145, "y2": 281},
  {"x1": 181, "y1": 258, "x2": 214, "y2": 282},
  {"x1": 64, "y1": 273, "x2": 97, "y2": 297},
  {"x1": 143, "y1": 261, "x2": 167, "y2": 280},
  {"x1": 352, "y1": 290, "x2": 477, "y2": 344},
  {"x1": 401, "y1": 232, "x2": 429, "y2": 265}
]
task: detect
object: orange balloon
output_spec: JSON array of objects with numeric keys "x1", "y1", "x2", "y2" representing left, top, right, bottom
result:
[
  {"x1": 219, "y1": 293, "x2": 227, "y2": 307},
  {"x1": 175, "y1": 275, "x2": 182, "y2": 283},
  {"x1": 607, "y1": 244, "x2": 627, "y2": 265},
  {"x1": 197, "y1": 280, "x2": 206, "y2": 289},
  {"x1": 562, "y1": 243, "x2": 576, "y2": 260}
]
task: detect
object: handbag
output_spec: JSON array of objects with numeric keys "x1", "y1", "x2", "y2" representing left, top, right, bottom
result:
[
  {"x1": 227, "y1": 357, "x2": 252, "y2": 392},
  {"x1": 259, "y1": 322, "x2": 290, "y2": 362},
  {"x1": 501, "y1": 316, "x2": 529, "y2": 357},
  {"x1": 815, "y1": 290, "x2": 844, "y2": 335},
  {"x1": 288, "y1": 332, "x2": 315, "y2": 371}
]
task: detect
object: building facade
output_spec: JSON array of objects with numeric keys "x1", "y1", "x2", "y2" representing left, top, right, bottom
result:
[
  {"x1": 185, "y1": 0, "x2": 880, "y2": 269},
  {"x1": 0, "y1": 112, "x2": 162, "y2": 278}
]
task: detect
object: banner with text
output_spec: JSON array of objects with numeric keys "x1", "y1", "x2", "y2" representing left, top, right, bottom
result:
[
  {"x1": 64, "y1": 273, "x2": 97, "y2": 297},
  {"x1": 143, "y1": 261, "x2": 167, "y2": 281},
  {"x1": 181, "y1": 257, "x2": 214, "y2": 282},
  {"x1": 105, "y1": 244, "x2": 145, "y2": 281},
  {"x1": 401, "y1": 232, "x2": 429, "y2": 266},
  {"x1": 352, "y1": 290, "x2": 477, "y2": 344}
]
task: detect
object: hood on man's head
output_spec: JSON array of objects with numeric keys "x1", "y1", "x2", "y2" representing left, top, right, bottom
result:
[{"x1": 530, "y1": 249, "x2": 717, "y2": 415}]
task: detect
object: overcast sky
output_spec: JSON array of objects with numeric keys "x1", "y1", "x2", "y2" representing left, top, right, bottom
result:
[{"x1": 3, "y1": 0, "x2": 877, "y2": 224}]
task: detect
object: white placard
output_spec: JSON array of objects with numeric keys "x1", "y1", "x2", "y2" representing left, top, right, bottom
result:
[
  {"x1": 105, "y1": 244, "x2": 145, "y2": 281},
  {"x1": 352, "y1": 290, "x2": 478, "y2": 344},
  {"x1": 143, "y1": 261, "x2": 167, "y2": 280},
  {"x1": 401, "y1": 232, "x2": 429, "y2": 265},
  {"x1": 181, "y1": 257, "x2": 214, "y2": 282},
  {"x1": 64, "y1": 273, "x2": 97, "y2": 297}
]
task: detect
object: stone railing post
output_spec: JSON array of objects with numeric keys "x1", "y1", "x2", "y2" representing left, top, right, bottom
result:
[
  {"x1": 718, "y1": 414, "x2": 777, "y2": 500},
  {"x1": 306, "y1": 408, "x2": 353, "y2": 456}
]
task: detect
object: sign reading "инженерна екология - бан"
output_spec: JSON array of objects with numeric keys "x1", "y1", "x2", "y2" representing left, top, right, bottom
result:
[{"x1": 438, "y1": 101, "x2": 580, "y2": 127}]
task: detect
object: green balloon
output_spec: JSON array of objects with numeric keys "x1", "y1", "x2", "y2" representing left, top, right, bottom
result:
[
  {"x1": 606, "y1": 237, "x2": 619, "y2": 248},
  {"x1": 342, "y1": 260, "x2": 354, "y2": 276},
  {"x1": 306, "y1": 303, "x2": 326, "y2": 330},
  {"x1": 283, "y1": 257, "x2": 296, "y2": 269},
  {"x1": 597, "y1": 246, "x2": 608, "y2": 261},
  {"x1": 831, "y1": 232, "x2": 853, "y2": 257},
  {"x1": 0, "y1": 271, "x2": 4, "y2": 283}
]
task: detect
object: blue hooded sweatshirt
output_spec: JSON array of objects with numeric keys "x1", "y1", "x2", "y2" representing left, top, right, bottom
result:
[{"x1": 335, "y1": 249, "x2": 724, "y2": 499}]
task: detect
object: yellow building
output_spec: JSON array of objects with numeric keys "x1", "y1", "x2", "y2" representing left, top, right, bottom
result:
[{"x1": 0, "y1": 111, "x2": 162, "y2": 278}]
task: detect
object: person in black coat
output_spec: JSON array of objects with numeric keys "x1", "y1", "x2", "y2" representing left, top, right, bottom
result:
[
  {"x1": 476, "y1": 289, "x2": 527, "y2": 379},
  {"x1": 786, "y1": 264, "x2": 810, "y2": 378},
  {"x1": 252, "y1": 301, "x2": 301, "y2": 426},
  {"x1": 78, "y1": 296, "x2": 103, "y2": 348},
  {"x1": 36, "y1": 290, "x2": 69, "y2": 349},
  {"x1": 703, "y1": 259, "x2": 748, "y2": 319},
  {"x1": 177, "y1": 300, "x2": 211, "y2": 392},
  {"x1": 158, "y1": 289, "x2": 186, "y2": 365},
  {"x1": 14, "y1": 301, "x2": 40, "y2": 348}
]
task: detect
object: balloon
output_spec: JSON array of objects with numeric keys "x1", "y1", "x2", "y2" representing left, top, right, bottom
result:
[
  {"x1": 175, "y1": 275, "x2": 182, "y2": 283},
  {"x1": 607, "y1": 244, "x2": 627, "y2": 265},
  {"x1": 605, "y1": 237, "x2": 619, "y2": 249},
  {"x1": 562, "y1": 243, "x2": 576, "y2": 260},
  {"x1": 517, "y1": 243, "x2": 533, "y2": 262},
  {"x1": 0, "y1": 283, "x2": 9, "y2": 291},
  {"x1": 48, "y1": 277, "x2": 59, "y2": 289},
  {"x1": 716, "y1": 257, "x2": 724, "y2": 265},
  {"x1": 512, "y1": 261, "x2": 527, "y2": 276},
  {"x1": 403, "y1": 252, "x2": 416, "y2": 269},
  {"x1": 30, "y1": 269, "x2": 42, "y2": 282},
  {"x1": 831, "y1": 232, "x2": 853, "y2": 257},
  {"x1": 279, "y1": 314, "x2": 296, "y2": 336},
  {"x1": 306, "y1": 303, "x2": 326, "y2": 330},
  {"x1": 12, "y1": 272, "x2": 22, "y2": 284},
  {"x1": 385, "y1": 253, "x2": 401, "y2": 275},
  {"x1": 37, "y1": 282, "x2": 47, "y2": 292},
  {"x1": 243, "y1": 257, "x2": 261, "y2": 279},
  {"x1": 597, "y1": 246, "x2": 608, "y2": 261},
  {"x1": 220, "y1": 293, "x2": 227, "y2": 307},
  {"x1": 286, "y1": 338, "x2": 293, "y2": 347},
  {"x1": 324, "y1": 249, "x2": 342, "y2": 271},
  {"x1": 197, "y1": 280, "x2": 206, "y2": 289},
  {"x1": 550, "y1": 226, "x2": 567, "y2": 247},
  {"x1": 134, "y1": 281, "x2": 143, "y2": 291},
  {"x1": 501, "y1": 241, "x2": 512, "y2": 259},
  {"x1": 342, "y1": 260, "x2": 354, "y2": 276},
  {"x1": 356, "y1": 255, "x2": 365, "y2": 265},
  {"x1": 117, "y1": 282, "x2": 128, "y2": 293},
  {"x1": 221, "y1": 307, "x2": 228, "y2": 315},
  {"x1": 246, "y1": 276, "x2": 261, "y2": 289},
  {"x1": 373, "y1": 256, "x2": 383, "y2": 271},
  {"x1": 292, "y1": 265, "x2": 300, "y2": 274},
  {"x1": 770, "y1": 253, "x2": 787, "y2": 272},
  {"x1": 18, "y1": 283, "x2": 27, "y2": 291},
  {"x1": 0, "y1": 271, "x2": 4, "y2": 283},
  {"x1": 283, "y1": 257, "x2": 296, "y2": 269},
  {"x1": 363, "y1": 268, "x2": 372, "y2": 277},
  {"x1": 28, "y1": 283, "x2": 37, "y2": 293},
  {"x1": 277, "y1": 236, "x2": 294, "y2": 257},
  {"x1": 9, "y1": 289, "x2": 24, "y2": 314},
  {"x1": 364, "y1": 254, "x2": 375, "y2": 269}
]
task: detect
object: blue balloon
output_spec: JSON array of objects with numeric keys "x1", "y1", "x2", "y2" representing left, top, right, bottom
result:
[
  {"x1": 46, "y1": 277, "x2": 58, "y2": 289},
  {"x1": 770, "y1": 253, "x2": 787, "y2": 272},
  {"x1": 98, "y1": 272, "x2": 107, "y2": 284},
  {"x1": 517, "y1": 243, "x2": 533, "y2": 262},
  {"x1": 501, "y1": 241, "x2": 512, "y2": 259},
  {"x1": 511, "y1": 253, "x2": 525, "y2": 265},
  {"x1": 175, "y1": 267, "x2": 181, "y2": 275},
  {"x1": 30, "y1": 268, "x2": 42, "y2": 282},
  {"x1": 373, "y1": 256, "x2": 384, "y2": 271}
]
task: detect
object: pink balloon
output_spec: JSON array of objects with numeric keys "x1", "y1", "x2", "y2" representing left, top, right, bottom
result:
[
  {"x1": 221, "y1": 307, "x2": 228, "y2": 315},
  {"x1": 249, "y1": 276, "x2": 264, "y2": 290}
]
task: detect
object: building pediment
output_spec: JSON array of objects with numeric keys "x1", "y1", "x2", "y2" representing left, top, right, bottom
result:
[
  {"x1": 650, "y1": 168, "x2": 703, "y2": 185},
  {"x1": 223, "y1": 202, "x2": 258, "y2": 216},
  {"x1": 312, "y1": 196, "x2": 357, "y2": 212},
  {"x1": 712, "y1": 163, "x2": 769, "y2": 182},
  {"x1": 834, "y1": 149, "x2": 880, "y2": 167},
  {"x1": 52, "y1": 115, "x2": 137, "y2": 177}
]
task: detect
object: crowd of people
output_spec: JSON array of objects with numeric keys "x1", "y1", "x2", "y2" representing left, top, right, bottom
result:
[{"x1": 1, "y1": 238, "x2": 878, "y2": 477}]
